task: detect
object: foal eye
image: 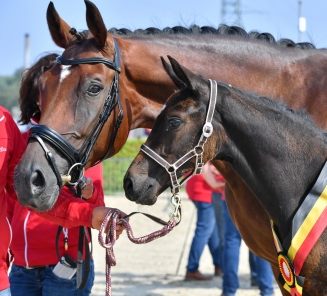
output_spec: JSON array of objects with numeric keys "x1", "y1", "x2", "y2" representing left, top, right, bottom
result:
[
  {"x1": 169, "y1": 118, "x2": 181, "y2": 128},
  {"x1": 87, "y1": 85, "x2": 102, "y2": 95}
]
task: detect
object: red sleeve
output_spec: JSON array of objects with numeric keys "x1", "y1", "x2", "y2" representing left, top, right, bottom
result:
[
  {"x1": 35, "y1": 165, "x2": 106, "y2": 227},
  {"x1": 0, "y1": 108, "x2": 26, "y2": 200},
  {"x1": 36, "y1": 190, "x2": 97, "y2": 228},
  {"x1": 84, "y1": 164, "x2": 105, "y2": 206}
]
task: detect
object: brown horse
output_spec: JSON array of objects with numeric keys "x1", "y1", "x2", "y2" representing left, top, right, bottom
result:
[
  {"x1": 14, "y1": 1, "x2": 327, "y2": 294},
  {"x1": 124, "y1": 56, "x2": 327, "y2": 295}
]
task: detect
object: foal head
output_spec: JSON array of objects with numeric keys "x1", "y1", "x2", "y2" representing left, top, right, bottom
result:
[{"x1": 124, "y1": 56, "x2": 225, "y2": 205}]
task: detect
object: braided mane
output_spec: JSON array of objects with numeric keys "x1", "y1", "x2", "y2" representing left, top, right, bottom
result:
[
  {"x1": 19, "y1": 24, "x2": 318, "y2": 124},
  {"x1": 107, "y1": 24, "x2": 316, "y2": 50}
]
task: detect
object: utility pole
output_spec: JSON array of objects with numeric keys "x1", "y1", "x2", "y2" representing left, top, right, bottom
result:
[
  {"x1": 221, "y1": 0, "x2": 242, "y2": 24},
  {"x1": 24, "y1": 33, "x2": 30, "y2": 70},
  {"x1": 298, "y1": 1, "x2": 306, "y2": 42}
]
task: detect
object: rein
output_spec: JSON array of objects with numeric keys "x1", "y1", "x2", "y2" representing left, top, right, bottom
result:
[{"x1": 29, "y1": 38, "x2": 123, "y2": 188}]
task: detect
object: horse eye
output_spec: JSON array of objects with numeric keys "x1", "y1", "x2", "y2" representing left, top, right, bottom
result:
[
  {"x1": 169, "y1": 118, "x2": 181, "y2": 128},
  {"x1": 87, "y1": 85, "x2": 102, "y2": 95}
]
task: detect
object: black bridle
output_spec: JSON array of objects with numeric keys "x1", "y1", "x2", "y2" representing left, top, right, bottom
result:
[{"x1": 29, "y1": 38, "x2": 123, "y2": 188}]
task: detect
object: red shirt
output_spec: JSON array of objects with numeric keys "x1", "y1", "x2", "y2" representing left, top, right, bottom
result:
[
  {"x1": 0, "y1": 106, "x2": 26, "y2": 290},
  {"x1": 7, "y1": 164, "x2": 105, "y2": 267},
  {"x1": 186, "y1": 174, "x2": 213, "y2": 203}
]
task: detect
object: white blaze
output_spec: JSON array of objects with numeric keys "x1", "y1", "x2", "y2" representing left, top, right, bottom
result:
[{"x1": 60, "y1": 65, "x2": 71, "y2": 83}]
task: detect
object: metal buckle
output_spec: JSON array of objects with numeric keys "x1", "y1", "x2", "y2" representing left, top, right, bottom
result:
[{"x1": 202, "y1": 122, "x2": 213, "y2": 137}]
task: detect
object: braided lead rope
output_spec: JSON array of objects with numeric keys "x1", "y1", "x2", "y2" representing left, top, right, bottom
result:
[{"x1": 98, "y1": 208, "x2": 177, "y2": 296}]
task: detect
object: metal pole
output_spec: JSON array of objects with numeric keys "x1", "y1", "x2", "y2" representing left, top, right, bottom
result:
[
  {"x1": 24, "y1": 33, "x2": 30, "y2": 69},
  {"x1": 298, "y1": 1, "x2": 302, "y2": 42}
]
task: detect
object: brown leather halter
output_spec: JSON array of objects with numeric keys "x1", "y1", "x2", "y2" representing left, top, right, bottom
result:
[{"x1": 29, "y1": 38, "x2": 123, "y2": 189}]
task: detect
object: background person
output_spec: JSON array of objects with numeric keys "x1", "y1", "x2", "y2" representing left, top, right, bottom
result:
[
  {"x1": 202, "y1": 162, "x2": 226, "y2": 276},
  {"x1": 221, "y1": 197, "x2": 274, "y2": 296},
  {"x1": 184, "y1": 162, "x2": 225, "y2": 281}
]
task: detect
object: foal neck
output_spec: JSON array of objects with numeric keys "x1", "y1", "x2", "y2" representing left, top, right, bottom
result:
[{"x1": 216, "y1": 84, "x2": 327, "y2": 238}]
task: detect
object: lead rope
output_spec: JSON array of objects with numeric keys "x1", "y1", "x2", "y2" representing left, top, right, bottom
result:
[{"x1": 98, "y1": 208, "x2": 177, "y2": 296}]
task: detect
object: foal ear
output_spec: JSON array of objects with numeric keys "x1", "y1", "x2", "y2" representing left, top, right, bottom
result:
[
  {"x1": 46, "y1": 2, "x2": 73, "y2": 48},
  {"x1": 161, "y1": 57, "x2": 186, "y2": 89},
  {"x1": 85, "y1": 0, "x2": 108, "y2": 49},
  {"x1": 166, "y1": 55, "x2": 193, "y2": 89}
]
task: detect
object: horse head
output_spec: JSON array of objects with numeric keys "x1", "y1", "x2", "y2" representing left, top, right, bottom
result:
[
  {"x1": 124, "y1": 56, "x2": 223, "y2": 205},
  {"x1": 15, "y1": 0, "x2": 128, "y2": 211}
]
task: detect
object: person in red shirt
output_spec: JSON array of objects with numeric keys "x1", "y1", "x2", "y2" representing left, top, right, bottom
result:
[
  {"x1": 0, "y1": 55, "x2": 125, "y2": 295},
  {"x1": 6, "y1": 53, "x2": 108, "y2": 295},
  {"x1": 7, "y1": 161, "x2": 104, "y2": 295},
  {"x1": 202, "y1": 162, "x2": 226, "y2": 277},
  {"x1": 184, "y1": 162, "x2": 225, "y2": 281}
]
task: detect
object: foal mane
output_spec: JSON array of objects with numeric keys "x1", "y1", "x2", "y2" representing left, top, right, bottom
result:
[{"x1": 218, "y1": 81, "x2": 323, "y2": 135}]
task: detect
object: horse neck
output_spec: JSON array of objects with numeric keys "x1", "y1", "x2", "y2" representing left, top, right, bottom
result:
[
  {"x1": 120, "y1": 35, "x2": 325, "y2": 102},
  {"x1": 215, "y1": 86, "x2": 327, "y2": 238}
]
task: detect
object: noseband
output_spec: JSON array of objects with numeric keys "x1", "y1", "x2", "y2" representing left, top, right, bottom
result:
[
  {"x1": 140, "y1": 79, "x2": 217, "y2": 219},
  {"x1": 29, "y1": 38, "x2": 123, "y2": 188}
]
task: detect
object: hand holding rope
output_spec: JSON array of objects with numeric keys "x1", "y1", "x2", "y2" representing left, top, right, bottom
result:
[{"x1": 98, "y1": 207, "x2": 178, "y2": 296}]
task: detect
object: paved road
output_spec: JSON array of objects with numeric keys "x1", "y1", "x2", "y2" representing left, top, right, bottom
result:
[{"x1": 91, "y1": 193, "x2": 282, "y2": 296}]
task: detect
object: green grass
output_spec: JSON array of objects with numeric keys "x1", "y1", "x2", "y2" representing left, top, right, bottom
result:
[{"x1": 102, "y1": 139, "x2": 145, "y2": 194}]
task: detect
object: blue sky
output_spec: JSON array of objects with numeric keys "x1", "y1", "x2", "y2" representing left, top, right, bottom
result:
[{"x1": 0, "y1": 0, "x2": 326, "y2": 76}]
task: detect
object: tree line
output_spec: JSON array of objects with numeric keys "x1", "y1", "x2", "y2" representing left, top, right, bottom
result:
[{"x1": 0, "y1": 69, "x2": 23, "y2": 114}]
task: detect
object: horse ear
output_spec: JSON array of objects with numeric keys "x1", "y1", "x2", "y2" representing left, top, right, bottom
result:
[
  {"x1": 161, "y1": 57, "x2": 187, "y2": 89},
  {"x1": 46, "y1": 2, "x2": 73, "y2": 48},
  {"x1": 166, "y1": 55, "x2": 193, "y2": 89},
  {"x1": 84, "y1": 0, "x2": 108, "y2": 49}
]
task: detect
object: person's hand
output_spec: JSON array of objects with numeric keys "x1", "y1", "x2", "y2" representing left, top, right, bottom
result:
[
  {"x1": 91, "y1": 207, "x2": 127, "y2": 239},
  {"x1": 81, "y1": 177, "x2": 93, "y2": 199}
]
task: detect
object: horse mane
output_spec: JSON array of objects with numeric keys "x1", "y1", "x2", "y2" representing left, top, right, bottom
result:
[
  {"x1": 69, "y1": 24, "x2": 317, "y2": 50},
  {"x1": 107, "y1": 24, "x2": 317, "y2": 50},
  {"x1": 19, "y1": 53, "x2": 59, "y2": 125}
]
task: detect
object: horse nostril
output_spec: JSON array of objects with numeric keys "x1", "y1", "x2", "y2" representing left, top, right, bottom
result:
[{"x1": 31, "y1": 170, "x2": 45, "y2": 191}]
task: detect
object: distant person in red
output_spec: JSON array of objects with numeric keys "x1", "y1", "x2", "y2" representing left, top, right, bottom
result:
[
  {"x1": 184, "y1": 162, "x2": 225, "y2": 281},
  {"x1": 202, "y1": 162, "x2": 225, "y2": 277}
]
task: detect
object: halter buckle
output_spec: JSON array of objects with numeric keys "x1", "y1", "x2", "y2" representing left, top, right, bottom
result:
[
  {"x1": 170, "y1": 194, "x2": 182, "y2": 222},
  {"x1": 202, "y1": 122, "x2": 213, "y2": 137}
]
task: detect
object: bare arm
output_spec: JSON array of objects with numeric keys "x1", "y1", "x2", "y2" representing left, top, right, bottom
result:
[{"x1": 202, "y1": 162, "x2": 225, "y2": 190}]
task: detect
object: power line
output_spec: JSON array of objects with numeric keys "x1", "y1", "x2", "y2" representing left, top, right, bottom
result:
[{"x1": 221, "y1": 0, "x2": 242, "y2": 24}]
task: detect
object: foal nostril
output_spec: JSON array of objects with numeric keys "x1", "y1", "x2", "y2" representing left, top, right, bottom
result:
[
  {"x1": 31, "y1": 170, "x2": 46, "y2": 194},
  {"x1": 124, "y1": 176, "x2": 136, "y2": 201}
]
